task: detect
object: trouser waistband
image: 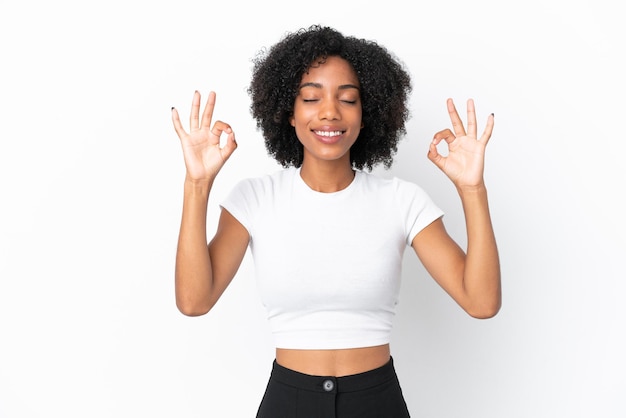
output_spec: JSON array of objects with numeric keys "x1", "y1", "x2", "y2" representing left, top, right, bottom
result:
[{"x1": 269, "y1": 357, "x2": 397, "y2": 394}]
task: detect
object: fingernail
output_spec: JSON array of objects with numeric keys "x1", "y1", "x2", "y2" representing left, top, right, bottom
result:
[
  {"x1": 491, "y1": 113, "x2": 495, "y2": 117},
  {"x1": 171, "y1": 106, "x2": 175, "y2": 110}
]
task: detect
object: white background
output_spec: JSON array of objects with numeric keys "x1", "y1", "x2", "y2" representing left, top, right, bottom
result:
[{"x1": 1, "y1": 0, "x2": 624, "y2": 417}]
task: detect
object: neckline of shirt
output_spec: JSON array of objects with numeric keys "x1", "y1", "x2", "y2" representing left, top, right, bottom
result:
[{"x1": 293, "y1": 166, "x2": 362, "y2": 198}]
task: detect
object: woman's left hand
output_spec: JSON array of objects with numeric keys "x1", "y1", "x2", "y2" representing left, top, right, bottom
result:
[{"x1": 428, "y1": 98, "x2": 494, "y2": 190}]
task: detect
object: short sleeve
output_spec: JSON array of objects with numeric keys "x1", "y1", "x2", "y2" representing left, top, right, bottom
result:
[
  {"x1": 393, "y1": 178, "x2": 444, "y2": 246},
  {"x1": 219, "y1": 178, "x2": 258, "y2": 237}
]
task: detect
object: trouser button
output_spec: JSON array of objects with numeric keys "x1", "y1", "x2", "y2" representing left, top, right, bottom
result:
[{"x1": 322, "y1": 379, "x2": 334, "y2": 392}]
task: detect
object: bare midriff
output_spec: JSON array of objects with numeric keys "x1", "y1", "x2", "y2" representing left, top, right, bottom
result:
[{"x1": 275, "y1": 344, "x2": 391, "y2": 377}]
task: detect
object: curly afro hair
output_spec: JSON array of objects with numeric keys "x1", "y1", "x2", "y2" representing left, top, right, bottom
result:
[{"x1": 248, "y1": 25, "x2": 412, "y2": 171}]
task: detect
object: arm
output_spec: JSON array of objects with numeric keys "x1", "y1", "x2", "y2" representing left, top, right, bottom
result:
[
  {"x1": 412, "y1": 98, "x2": 501, "y2": 318},
  {"x1": 171, "y1": 91, "x2": 248, "y2": 316}
]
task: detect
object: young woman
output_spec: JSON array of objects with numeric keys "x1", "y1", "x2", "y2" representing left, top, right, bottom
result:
[{"x1": 171, "y1": 25, "x2": 500, "y2": 418}]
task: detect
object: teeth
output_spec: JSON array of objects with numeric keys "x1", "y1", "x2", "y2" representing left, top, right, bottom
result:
[{"x1": 315, "y1": 130, "x2": 342, "y2": 137}]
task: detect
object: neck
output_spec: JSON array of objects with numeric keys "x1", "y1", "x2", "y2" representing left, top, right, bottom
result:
[{"x1": 299, "y1": 158, "x2": 355, "y2": 193}]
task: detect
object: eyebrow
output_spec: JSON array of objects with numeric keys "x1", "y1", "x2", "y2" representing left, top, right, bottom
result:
[{"x1": 298, "y1": 82, "x2": 360, "y2": 91}]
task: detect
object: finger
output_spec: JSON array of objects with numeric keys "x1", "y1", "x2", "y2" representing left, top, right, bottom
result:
[
  {"x1": 432, "y1": 128, "x2": 456, "y2": 145},
  {"x1": 210, "y1": 120, "x2": 232, "y2": 137},
  {"x1": 479, "y1": 113, "x2": 495, "y2": 144},
  {"x1": 200, "y1": 91, "x2": 217, "y2": 130},
  {"x1": 447, "y1": 98, "x2": 466, "y2": 137},
  {"x1": 466, "y1": 98, "x2": 477, "y2": 138},
  {"x1": 171, "y1": 107, "x2": 187, "y2": 139},
  {"x1": 190, "y1": 90, "x2": 201, "y2": 131}
]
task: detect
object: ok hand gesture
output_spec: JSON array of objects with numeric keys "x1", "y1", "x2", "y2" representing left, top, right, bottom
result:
[
  {"x1": 171, "y1": 91, "x2": 237, "y2": 183},
  {"x1": 428, "y1": 99, "x2": 494, "y2": 190}
]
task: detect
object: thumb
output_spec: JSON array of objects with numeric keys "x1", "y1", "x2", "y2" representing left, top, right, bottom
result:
[
  {"x1": 427, "y1": 139, "x2": 445, "y2": 171},
  {"x1": 220, "y1": 131, "x2": 238, "y2": 163}
]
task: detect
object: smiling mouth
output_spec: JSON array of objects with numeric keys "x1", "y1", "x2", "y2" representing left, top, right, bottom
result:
[{"x1": 314, "y1": 130, "x2": 343, "y2": 137}]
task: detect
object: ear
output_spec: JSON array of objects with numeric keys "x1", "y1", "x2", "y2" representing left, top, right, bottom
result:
[{"x1": 289, "y1": 115, "x2": 295, "y2": 127}]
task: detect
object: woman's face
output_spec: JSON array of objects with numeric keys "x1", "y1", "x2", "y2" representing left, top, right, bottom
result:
[{"x1": 290, "y1": 56, "x2": 362, "y2": 166}]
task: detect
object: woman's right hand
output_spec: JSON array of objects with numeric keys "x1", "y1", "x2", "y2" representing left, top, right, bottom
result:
[{"x1": 171, "y1": 91, "x2": 237, "y2": 183}]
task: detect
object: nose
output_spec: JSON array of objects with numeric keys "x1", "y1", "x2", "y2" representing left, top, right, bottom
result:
[{"x1": 318, "y1": 98, "x2": 340, "y2": 121}]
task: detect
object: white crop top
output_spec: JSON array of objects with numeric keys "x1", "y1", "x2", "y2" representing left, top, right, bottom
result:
[{"x1": 220, "y1": 167, "x2": 443, "y2": 349}]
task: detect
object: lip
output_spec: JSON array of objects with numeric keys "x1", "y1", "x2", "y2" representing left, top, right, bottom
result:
[{"x1": 312, "y1": 129, "x2": 345, "y2": 145}]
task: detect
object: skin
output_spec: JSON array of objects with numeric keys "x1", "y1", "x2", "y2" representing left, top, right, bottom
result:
[
  {"x1": 289, "y1": 56, "x2": 362, "y2": 192},
  {"x1": 171, "y1": 56, "x2": 501, "y2": 377}
]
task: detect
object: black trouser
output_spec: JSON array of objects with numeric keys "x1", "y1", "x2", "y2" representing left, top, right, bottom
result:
[{"x1": 256, "y1": 357, "x2": 411, "y2": 418}]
